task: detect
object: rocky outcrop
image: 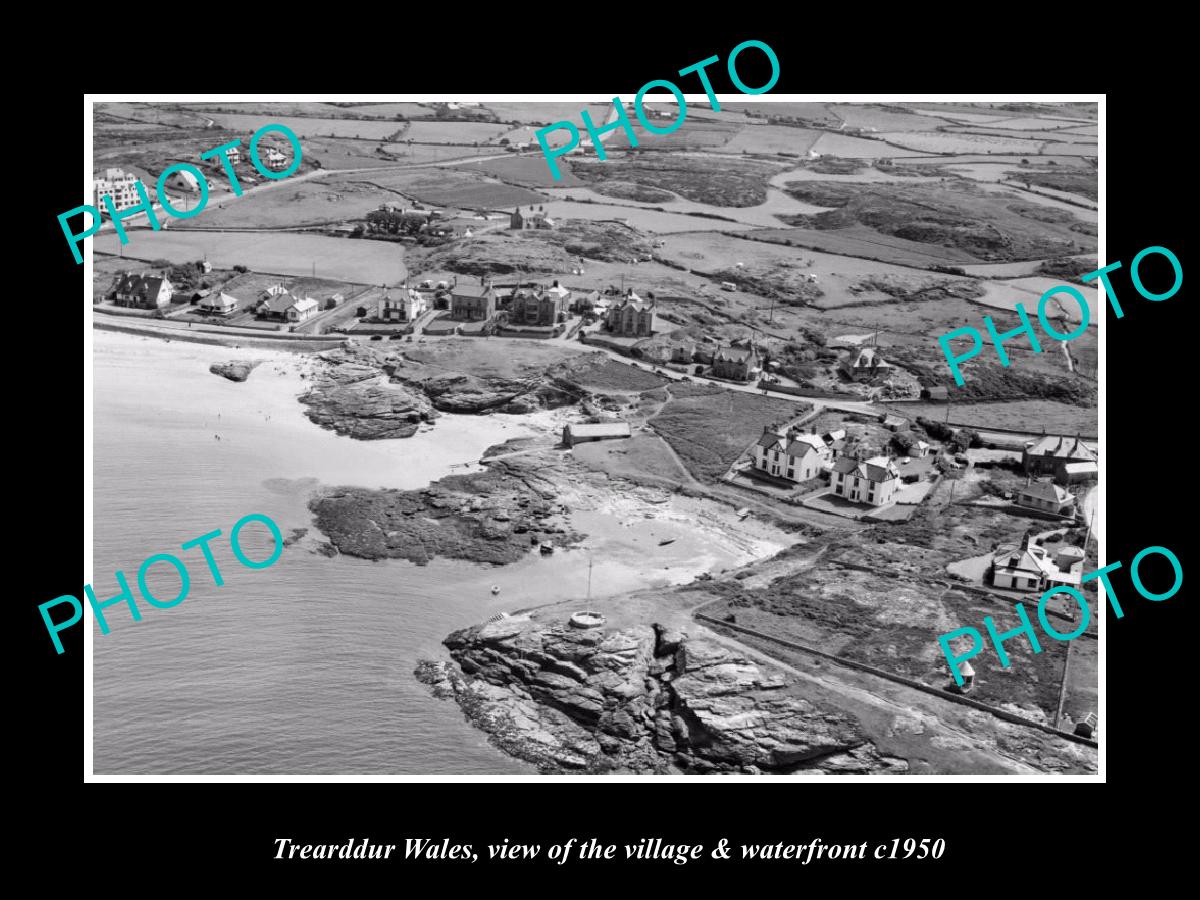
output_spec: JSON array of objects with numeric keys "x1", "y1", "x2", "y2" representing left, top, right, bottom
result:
[
  {"x1": 309, "y1": 452, "x2": 582, "y2": 565},
  {"x1": 209, "y1": 360, "x2": 262, "y2": 382},
  {"x1": 417, "y1": 615, "x2": 910, "y2": 775},
  {"x1": 299, "y1": 380, "x2": 436, "y2": 439}
]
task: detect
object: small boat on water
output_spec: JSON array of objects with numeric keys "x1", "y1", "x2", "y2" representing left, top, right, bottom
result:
[
  {"x1": 490, "y1": 585, "x2": 500, "y2": 595},
  {"x1": 658, "y1": 538, "x2": 676, "y2": 546}
]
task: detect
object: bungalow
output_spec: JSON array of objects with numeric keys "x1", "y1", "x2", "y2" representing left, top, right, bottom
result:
[
  {"x1": 1016, "y1": 480, "x2": 1076, "y2": 516},
  {"x1": 753, "y1": 427, "x2": 827, "y2": 483},
  {"x1": 287, "y1": 297, "x2": 319, "y2": 323},
  {"x1": 840, "y1": 347, "x2": 894, "y2": 382},
  {"x1": 990, "y1": 543, "x2": 1047, "y2": 592},
  {"x1": 256, "y1": 287, "x2": 298, "y2": 320},
  {"x1": 831, "y1": 455, "x2": 899, "y2": 506},
  {"x1": 711, "y1": 345, "x2": 761, "y2": 382},
  {"x1": 1022, "y1": 435, "x2": 1097, "y2": 484},
  {"x1": 563, "y1": 421, "x2": 631, "y2": 447},
  {"x1": 111, "y1": 272, "x2": 173, "y2": 309},
  {"x1": 199, "y1": 292, "x2": 239, "y2": 316}
]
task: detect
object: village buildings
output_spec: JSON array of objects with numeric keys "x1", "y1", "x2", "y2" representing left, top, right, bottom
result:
[
  {"x1": 710, "y1": 345, "x2": 762, "y2": 382},
  {"x1": 753, "y1": 427, "x2": 828, "y2": 484},
  {"x1": 990, "y1": 538, "x2": 1084, "y2": 592},
  {"x1": 110, "y1": 272, "x2": 173, "y2": 309},
  {"x1": 840, "y1": 347, "x2": 894, "y2": 381},
  {"x1": 450, "y1": 280, "x2": 497, "y2": 322},
  {"x1": 510, "y1": 206, "x2": 555, "y2": 230},
  {"x1": 604, "y1": 290, "x2": 656, "y2": 337},
  {"x1": 831, "y1": 455, "x2": 899, "y2": 506},
  {"x1": 1022, "y1": 435, "x2": 1098, "y2": 484},
  {"x1": 509, "y1": 282, "x2": 571, "y2": 326},
  {"x1": 93, "y1": 168, "x2": 142, "y2": 212},
  {"x1": 1015, "y1": 480, "x2": 1076, "y2": 516},
  {"x1": 378, "y1": 288, "x2": 427, "y2": 323},
  {"x1": 255, "y1": 284, "x2": 318, "y2": 323}
]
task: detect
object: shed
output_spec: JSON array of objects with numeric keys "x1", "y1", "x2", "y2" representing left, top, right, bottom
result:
[{"x1": 563, "y1": 422, "x2": 632, "y2": 447}]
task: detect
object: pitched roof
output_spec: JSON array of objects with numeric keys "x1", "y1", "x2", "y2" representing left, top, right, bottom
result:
[
  {"x1": 848, "y1": 347, "x2": 892, "y2": 369},
  {"x1": 259, "y1": 290, "x2": 296, "y2": 314},
  {"x1": 1019, "y1": 481, "x2": 1074, "y2": 504},
  {"x1": 113, "y1": 272, "x2": 170, "y2": 298},
  {"x1": 201, "y1": 292, "x2": 238, "y2": 310},
  {"x1": 992, "y1": 543, "x2": 1045, "y2": 575},
  {"x1": 757, "y1": 429, "x2": 787, "y2": 450},
  {"x1": 291, "y1": 298, "x2": 319, "y2": 314},
  {"x1": 1024, "y1": 435, "x2": 1096, "y2": 462},
  {"x1": 715, "y1": 346, "x2": 758, "y2": 363},
  {"x1": 785, "y1": 439, "x2": 823, "y2": 458},
  {"x1": 862, "y1": 455, "x2": 898, "y2": 482},
  {"x1": 822, "y1": 429, "x2": 847, "y2": 443},
  {"x1": 1063, "y1": 461, "x2": 1098, "y2": 476},
  {"x1": 452, "y1": 284, "x2": 495, "y2": 299},
  {"x1": 788, "y1": 433, "x2": 826, "y2": 452}
]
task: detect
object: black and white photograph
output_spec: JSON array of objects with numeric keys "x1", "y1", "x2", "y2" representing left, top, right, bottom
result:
[{"x1": 79, "y1": 95, "x2": 1107, "y2": 779}]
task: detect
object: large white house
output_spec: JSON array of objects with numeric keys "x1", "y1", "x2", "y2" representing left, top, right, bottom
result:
[
  {"x1": 93, "y1": 168, "x2": 142, "y2": 211},
  {"x1": 753, "y1": 427, "x2": 828, "y2": 483},
  {"x1": 831, "y1": 455, "x2": 899, "y2": 506}
]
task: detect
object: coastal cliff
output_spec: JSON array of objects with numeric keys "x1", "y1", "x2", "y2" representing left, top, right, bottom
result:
[{"x1": 416, "y1": 614, "x2": 910, "y2": 775}]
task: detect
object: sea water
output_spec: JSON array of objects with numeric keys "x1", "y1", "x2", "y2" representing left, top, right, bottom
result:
[{"x1": 92, "y1": 331, "x2": 779, "y2": 774}]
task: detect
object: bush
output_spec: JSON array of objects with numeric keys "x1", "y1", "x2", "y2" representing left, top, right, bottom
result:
[{"x1": 233, "y1": 265, "x2": 249, "y2": 274}]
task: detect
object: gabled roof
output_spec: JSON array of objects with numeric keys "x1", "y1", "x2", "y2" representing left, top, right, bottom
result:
[
  {"x1": 823, "y1": 429, "x2": 846, "y2": 443},
  {"x1": 1024, "y1": 435, "x2": 1096, "y2": 462},
  {"x1": 848, "y1": 347, "x2": 892, "y2": 369},
  {"x1": 201, "y1": 292, "x2": 238, "y2": 310},
  {"x1": 112, "y1": 272, "x2": 170, "y2": 298},
  {"x1": 715, "y1": 346, "x2": 758, "y2": 363},
  {"x1": 291, "y1": 298, "x2": 319, "y2": 314},
  {"x1": 833, "y1": 455, "x2": 897, "y2": 482},
  {"x1": 788, "y1": 433, "x2": 826, "y2": 452},
  {"x1": 785, "y1": 439, "x2": 823, "y2": 458},
  {"x1": 1019, "y1": 481, "x2": 1074, "y2": 504},
  {"x1": 757, "y1": 429, "x2": 787, "y2": 451},
  {"x1": 259, "y1": 290, "x2": 296, "y2": 314},
  {"x1": 452, "y1": 284, "x2": 496, "y2": 299}
]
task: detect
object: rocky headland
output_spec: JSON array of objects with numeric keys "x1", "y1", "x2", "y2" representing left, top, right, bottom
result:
[{"x1": 417, "y1": 613, "x2": 910, "y2": 774}]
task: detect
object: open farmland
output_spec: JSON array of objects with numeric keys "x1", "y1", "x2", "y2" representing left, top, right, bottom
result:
[
  {"x1": 749, "y1": 225, "x2": 984, "y2": 266},
  {"x1": 810, "y1": 133, "x2": 927, "y2": 158},
  {"x1": 207, "y1": 113, "x2": 406, "y2": 140},
  {"x1": 879, "y1": 131, "x2": 1047, "y2": 155},
  {"x1": 779, "y1": 180, "x2": 1095, "y2": 262},
  {"x1": 400, "y1": 121, "x2": 513, "y2": 144},
  {"x1": 883, "y1": 400, "x2": 1096, "y2": 435},
  {"x1": 720, "y1": 124, "x2": 823, "y2": 155},
  {"x1": 480, "y1": 102, "x2": 614, "y2": 125},
  {"x1": 453, "y1": 155, "x2": 585, "y2": 188},
  {"x1": 173, "y1": 178, "x2": 390, "y2": 229},
  {"x1": 95, "y1": 230, "x2": 407, "y2": 286},
  {"x1": 648, "y1": 383, "x2": 812, "y2": 482},
  {"x1": 571, "y1": 156, "x2": 786, "y2": 207},
  {"x1": 350, "y1": 170, "x2": 546, "y2": 209}
]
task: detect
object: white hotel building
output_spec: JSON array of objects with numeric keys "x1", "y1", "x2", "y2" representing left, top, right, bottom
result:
[{"x1": 93, "y1": 168, "x2": 142, "y2": 211}]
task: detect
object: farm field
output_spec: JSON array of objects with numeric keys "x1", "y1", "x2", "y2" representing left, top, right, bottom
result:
[
  {"x1": 828, "y1": 104, "x2": 956, "y2": 131},
  {"x1": 879, "y1": 131, "x2": 1047, "y2": 155},
  {"x1": 810, "y1": 133, "x2": 928, "y2": 158},
  {"x1": 750, "y1": 226, "x2": 983, "y2": 266},
  {"x1": 94, "y1": 230, "x2": 407, "y2": 286},
  {"x1": 480, "y1": 102, "x2": 613, "y2": 124},
  {"x1": 349, "y1": 170, "x2": 546, "y2": 209},
  {"x1": 726, "y1": 101, "x2": 842, "y2": 124},
  {"x1": 454, "y1": 155, "x2": 585, "y2": 188},
  {"x1": 648, "y1": 384, "x2": 812, "y2": 482},
  {"x1": 720, "y1": 124, "x2": 823, "y2": 155},
  {"x1": 884, "y1": 400, "x2": 1097, "y2": 436},
  {"x1": 401, "y1": 121, "x2": 513, "y2": 144},
  {"x1": 538, "y1": 200, "x2": 757, "y2": 233},
  {"x1": 173, "y1": 178, "x2": 389, "y2": 230},
  {"x1": 207, "y1": 113, "x2": 405, "y2": 140},
  {"x1": 332, "y1": 102, "x2": 435, "y2": 118},
  {"x1": 973, "y1": 277, "x2": 1098, "y2": 324}
]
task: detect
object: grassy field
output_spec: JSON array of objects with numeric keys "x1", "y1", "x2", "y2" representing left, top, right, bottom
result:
[
  {"x1": 452, "y1": 155, "x2": 584, "y2": 188},
  {"x1": 174, "y1": 178, "x2": 389, "y2": 229},
  {"x1": 403, "y1": 338, "x2": 584, "y2": 380},
  {"x1": 570, "y1": 156, "x2": 786, "y2": 207},
  {"x1": 354, "y1": 170, "x2": 545, "y2": 210},
  {"x1": 648, "y1": 384, "x2": 812, "y2": 482},
  {"x1": 480, "y1": 102, "x2": 613, "y2": 125},
  {"x1": 750, "y1": 226, "x2": 983, "y2": 266},
  {"x1": 95, "y1": 231, "x2": 407, "y2": 286},
  {"x1": 720, "y1": 124, "x2": 823, "y2": 155},
  {"x1": 401, "y1": 121, "x2": 513, "y2": 144},
  {"x1": 779, "y1": 180, "x2": 1094, "y2": 262},
  {"x1": 810, "y1": 133, "x2": 925, "y2": 158},
  {"x1": 883, "y1": 400, "x2": 1097, "y2": 436},
  {"x1": 207, "y1": 113, "x2": 405, "y2": 140},
  {"x1": 879, "y1": 131, "x2": 1047, "y2": 155}
]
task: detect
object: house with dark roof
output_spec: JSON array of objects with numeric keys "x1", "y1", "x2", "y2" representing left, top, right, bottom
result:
[
  {"x1": 604, "y1": 289, "x2": 656, "y2": 337},
  {"x1": 1022, "y1": 435, "x2": 1097, "y2": 484},
  {"x1": 711, "y1": 345, "x2": 762, "y2": 382},
  {"x1": 1016, "y1": 480, "x2": 1076, "y2": 516},
  {"x1": 110, "y1": 272, "x2": 173, "y2": 309},
  {"x1": 753, "y1": 427, "x2": 828, "y2": 483},
  {"x1": 511, "y1": 206, "x2": 555, "y2": 230},
  {"x1": 840, "y1": 347, "x2": 894, "y2": 382},
  {"x1": 831, "y1": 455, "x2": 899, "y2": 506},
  {"x1": 450, "y1": 280, "x2": 497, "y2": 322}
]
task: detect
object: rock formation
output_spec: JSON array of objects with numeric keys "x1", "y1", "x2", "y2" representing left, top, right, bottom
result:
[
  {"x1": 417, "y1": 615, "x2": 910, "y2": 774},
  {"x1": 209, "y1": 360, "x2": 262, "y2": 382}
]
